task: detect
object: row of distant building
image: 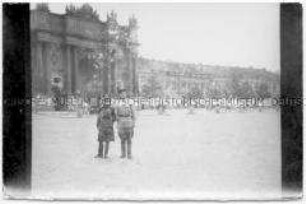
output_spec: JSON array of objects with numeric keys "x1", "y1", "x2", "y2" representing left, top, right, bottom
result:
[{"x1": 137, "y1": 57, "x2": 280, "y2": 97}]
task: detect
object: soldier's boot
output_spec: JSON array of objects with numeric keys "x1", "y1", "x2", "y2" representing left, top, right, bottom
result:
[
  {"x1": 127, "y1": 139, "x2": 132, "y2": 159},
  {"x1": 120, "y1": 140, "x2": 126, "y2": 158},
  {"x1": 95, "y1": 141, "x2": 103, "y2": 158},
  {"x1": 104, "y1": 142, "x2": 109, "y2": 159}
]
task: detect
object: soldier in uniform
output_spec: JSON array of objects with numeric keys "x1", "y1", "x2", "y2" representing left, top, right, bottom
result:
[
  {"x1": 96, "y1": 96, "x2": 116, "y2": 159},
  {"x1": 116, "y1": 89, "x2": 136, "y2": 159}
]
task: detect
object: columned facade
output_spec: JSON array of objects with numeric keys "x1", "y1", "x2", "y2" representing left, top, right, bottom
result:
[{"x1": 31, "y1": 7, "x2": 138, "y2": 97}]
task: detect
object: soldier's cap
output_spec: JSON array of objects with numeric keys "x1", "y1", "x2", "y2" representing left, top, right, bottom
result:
[{"x1": 102, "y1": 97, "x2": 111, "y2": 105}]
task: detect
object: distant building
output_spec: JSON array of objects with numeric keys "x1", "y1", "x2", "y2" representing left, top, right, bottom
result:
[{"x1": 137, "y1": 58, "x2": 280, "y2": 98}]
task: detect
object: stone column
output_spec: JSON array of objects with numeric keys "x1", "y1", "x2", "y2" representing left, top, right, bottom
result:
[
  {"x1": 36, "y1": 42, "x2": 42, "y2": 94},
  {"x1": 132, "y1": 53, "x2": 138, "y2": 96},
  {"x1": 70, "y1": 46, "x2": 75, "y2": 93},
  {"x1": 73, "y1": 47, "x2": 79, "y2": 94},
  {"x1": 127, "y1": 49, "x2": 133, "y2": 95},
  {"x1": 45, "y1": 43, "x2": 53, "y2": 95},
  {"x1": 64, "y1": 45, "x2": 72, "y2": 94},
  {"x1": 110, "y1": 49, "x2": 116, "y2": 95},
  {"x1": 131, "y1": 52, "x2": 135, "y2": 95},
  {"x1": 108, "y1": 57, "x2": 112, "y2": 95},
  {"x1": 32, "y1": 43, "x2": 37, "y2": 95},
  {"x1": 41, "y1": 42, "x2": 49, "y2": 95}
]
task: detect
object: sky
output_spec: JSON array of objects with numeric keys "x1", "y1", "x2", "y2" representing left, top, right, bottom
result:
[{"x1": 31, "y1": 3, "x2": 280, "y2": 72}]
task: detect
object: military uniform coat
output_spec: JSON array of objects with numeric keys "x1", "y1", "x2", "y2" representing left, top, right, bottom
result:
[
  {"x1": 97, "y1": 106, "x2": 116, "y2": 142},
  {"x1": 116, "y1": 103, "x2": 136, "y2": 140}
]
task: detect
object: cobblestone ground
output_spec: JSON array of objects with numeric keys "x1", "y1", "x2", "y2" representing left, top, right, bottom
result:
[{"x1": 32, "y1": 109, "x2": 281, "y2": 200}]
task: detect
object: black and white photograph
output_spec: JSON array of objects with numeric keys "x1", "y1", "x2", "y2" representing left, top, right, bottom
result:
[{"x1": 2, "y1": 2, "x2": 303, "y2": 201}]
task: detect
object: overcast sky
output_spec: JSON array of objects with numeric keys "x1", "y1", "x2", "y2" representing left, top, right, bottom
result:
[{"x1": 31, "y1": 3, "x2": 280, "y2": 72}]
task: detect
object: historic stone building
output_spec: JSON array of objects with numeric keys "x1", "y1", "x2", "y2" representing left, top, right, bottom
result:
[{"x1": 31, "y1": 4, "x2": 139, "y2": 97}]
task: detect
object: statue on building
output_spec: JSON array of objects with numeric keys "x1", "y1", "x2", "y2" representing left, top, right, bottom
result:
[
  {"x1": 106, "y1": 10, "x2": 119, "y2": 42},
  {"x1": 107, "y1": 10, "x2": 117, "y2": 24},
  {"x1": 128, "y1": 15, "x2": 138, "y2": 30},
  {"x1": 128, "y1": 15, "x2": 138, "y2": 45},
  {"x1": 36, "y1": 3, "x2": 50, "y2": 12},
  {"x1": 65, "y1": 3, "x2": 100, "y2": 22}
]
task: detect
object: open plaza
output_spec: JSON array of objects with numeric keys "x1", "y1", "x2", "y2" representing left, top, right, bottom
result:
[{"x1": 32, "y1": 109, "x2": 281, "y2": 199}]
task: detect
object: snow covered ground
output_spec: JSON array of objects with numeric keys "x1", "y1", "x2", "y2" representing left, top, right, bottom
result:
[{"x1": 31, "y1": 109, "x2": 281, "y2": 200}]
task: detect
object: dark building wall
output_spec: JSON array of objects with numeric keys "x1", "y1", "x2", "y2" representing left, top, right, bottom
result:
[{"x1": 31, "y1": 8, "x2": 138, "y2": 97}]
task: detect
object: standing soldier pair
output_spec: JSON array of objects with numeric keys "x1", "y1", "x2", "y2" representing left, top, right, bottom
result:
[{"x1": 96, "y1": 89, "x2": 136, "y2": 159}]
